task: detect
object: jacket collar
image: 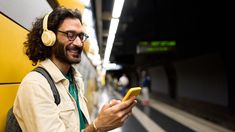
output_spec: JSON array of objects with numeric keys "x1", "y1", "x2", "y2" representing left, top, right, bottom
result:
[{"x1": 40, "y1": 59, "x2": 82, "y2": 83}]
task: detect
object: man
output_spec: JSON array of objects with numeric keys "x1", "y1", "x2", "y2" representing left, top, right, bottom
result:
[
  {"x1": 13, "y1": 7, "x2": 136, "y2": 132},
  {"x1": 140, "y1": 70, "x2": 151, "y2": 105},
  {"x1": 118, "y1": 73, "x2": 129, "y2": 96}
]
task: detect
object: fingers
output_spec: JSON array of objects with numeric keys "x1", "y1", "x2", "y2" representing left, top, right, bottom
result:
[
  {"x1": 124, "y1": 100, "x2": 136, "y2": 114},
  {"x1": 123, "y1": 96, "x2": 136, "y2": 107},
  {"x1": 111, "y1": 97, "x2": 136, "y2": 122},
  {"x1": 100, "y1": 101, "x2": 111, "y2": 111},
  {"x1": 100, "y1": 99, "x2": 122, "y2": 112},
  {"x1": 118, "y1": 100, "x2": 136, "y2": 119},
  {"x1": 109, "y1": 99, "x2": 121, "y2": 107},
  {"x1": 120, "y1": 113, "x2": 129, "y2": 122},
  {"x1": 95, "y1": 98, "x2": 136, "y2": 131},
  {"x1": 112, "y1": 96, "x2": 136, "y2": 111}
]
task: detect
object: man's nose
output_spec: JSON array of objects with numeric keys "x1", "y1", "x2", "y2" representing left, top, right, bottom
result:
[{"x1": 73, "y1": 36, "x2": 83, "y2": 47}]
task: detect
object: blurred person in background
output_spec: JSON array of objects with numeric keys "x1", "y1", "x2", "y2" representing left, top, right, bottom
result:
[
  {"x1": 113, "y1": 78, "x2": 119, "y2": 91},
  {"x1": 118, "y1": 73, "x2": 129, "y2": 96},
  {"x1": 105, "y1": 73, "x2": 114, "y2": 95},
  {"x1": 140, "y1": 70, "x2": 151, "y2": 105}
]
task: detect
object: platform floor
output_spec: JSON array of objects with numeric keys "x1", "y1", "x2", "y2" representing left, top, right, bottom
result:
[{"x1": 91, "y1": 87, "x2": 234, "y2": 132}]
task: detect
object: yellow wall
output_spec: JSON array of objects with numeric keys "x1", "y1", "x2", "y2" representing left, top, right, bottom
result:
[
  {"x1": 0, "y1": 14, "x2": 35, "y2": 131},
  {"x1": 0, "y1": 14, "x2": 33, "y2": 83},
  {"x1": 0, "y1": 85, "x2": 19, "y2": 131},
  {"x1": 57, "y1": 0, "x2": 85, "y2": 12}
]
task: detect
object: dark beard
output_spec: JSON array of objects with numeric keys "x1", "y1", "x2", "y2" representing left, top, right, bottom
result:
[{"x1": 52, "y1": 41, "x2": 83, "y2": 65}]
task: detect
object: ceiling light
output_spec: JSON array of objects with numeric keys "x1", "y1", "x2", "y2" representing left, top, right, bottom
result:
[
  {"x1": 108, "y1": 18, "x2": 119, "y2": 35},
  {"x1": 103, "y1": 34, "x2": 115, "y2": 64},
  {"x1": 112, "y1": 0, "x2": 125, "y2": 18}
]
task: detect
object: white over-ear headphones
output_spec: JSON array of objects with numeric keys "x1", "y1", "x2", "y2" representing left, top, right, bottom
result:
[{"x1": 41, "y1": 12, "x2": 56, "y2": 46}]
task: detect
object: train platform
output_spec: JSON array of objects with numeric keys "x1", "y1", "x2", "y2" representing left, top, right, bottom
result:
[{"x1": 91, "y1": 87, "x2": 234, "y2": 132}]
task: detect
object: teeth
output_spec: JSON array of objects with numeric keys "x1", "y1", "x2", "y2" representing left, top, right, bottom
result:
[
  {"x1": 68, "y1": 49, "x2": 77, "y2": 52},
  {"x1": 70, "y1": 51, "x2": 77, "y2": 53},
  {"x1": 68, "y1": 49, "x2": 80, "y2": 55}
]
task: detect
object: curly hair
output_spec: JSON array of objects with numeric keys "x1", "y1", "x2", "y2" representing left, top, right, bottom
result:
[{"x1": 24, "y1": 7, "x2": 82, "y2": 66}]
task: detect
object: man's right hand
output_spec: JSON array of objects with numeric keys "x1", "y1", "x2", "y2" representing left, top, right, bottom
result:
[{"x1": 94, "y1": 96, "x2": 137, "y2": 132}]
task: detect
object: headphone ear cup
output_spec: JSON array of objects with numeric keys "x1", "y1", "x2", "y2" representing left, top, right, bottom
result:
[{"x1": 41, "y1": 30, "x2": 56, "y2": 46}]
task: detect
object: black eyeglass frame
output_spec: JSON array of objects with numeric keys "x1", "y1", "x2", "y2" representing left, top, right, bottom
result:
[{"x1": 58, "y1": 30, "x2": 89, "y2": 42}]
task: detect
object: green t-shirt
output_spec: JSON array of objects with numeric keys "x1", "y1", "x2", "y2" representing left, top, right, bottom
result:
[{"x1": 65, "y1": 70, "x2": 86, "y2": 131}]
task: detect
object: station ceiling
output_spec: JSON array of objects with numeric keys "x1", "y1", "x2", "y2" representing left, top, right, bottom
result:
[{"x1": 92, "y1": 0, "x2": 221, "y2": 69}]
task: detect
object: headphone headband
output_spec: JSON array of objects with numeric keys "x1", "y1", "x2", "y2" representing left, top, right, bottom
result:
[
  {"x1": 41, "y1": 11, "x2": 56, "y2": 46},
  {"x1": 43, "y1": 13, "x2": 50, "y2": 31}
]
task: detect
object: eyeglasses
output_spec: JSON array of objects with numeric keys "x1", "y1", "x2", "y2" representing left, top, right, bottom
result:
[{"x1": 58, "y1": 30, "x2": 89, "y2": 42}]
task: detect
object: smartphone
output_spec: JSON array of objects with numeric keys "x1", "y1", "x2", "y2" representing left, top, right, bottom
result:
[{"x1": 122, "y1": 87, "x2": 142, "y2": 102}]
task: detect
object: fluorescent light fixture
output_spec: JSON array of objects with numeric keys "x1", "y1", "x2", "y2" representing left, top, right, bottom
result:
[
  {"x1": 112, "y1": 0, "x2": 125, "y2": 18},
  {"x1": 103, "y1": 0, "x2": 125, "y2": 67},
  {"x1": 103, "y1": 18, "x2": 119, "y2": 64},
  {"x1": 108, "y1": 18, "x2": 119, "y2": 35},
  {"x1": 103, "y1": 34, "x2": 115, "y2": 64}
]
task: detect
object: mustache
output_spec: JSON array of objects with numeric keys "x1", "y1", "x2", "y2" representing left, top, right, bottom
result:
[{"x1": 66, "y1": 44, "x2": 83, "y2": 53}]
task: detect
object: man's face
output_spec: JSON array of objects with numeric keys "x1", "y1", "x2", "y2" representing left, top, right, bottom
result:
[{"x1": 53, "y1": 18, "x2": 85, "y2": 65}]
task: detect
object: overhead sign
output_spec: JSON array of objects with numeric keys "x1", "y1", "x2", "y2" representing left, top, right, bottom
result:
[{"x1": 137, "y1": 41, "x2": 176, "y2": 54}]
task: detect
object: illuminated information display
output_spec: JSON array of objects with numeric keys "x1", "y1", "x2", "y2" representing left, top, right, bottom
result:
[{"x1": 137, "y1": 41, "x2": 176, "y2": 54}]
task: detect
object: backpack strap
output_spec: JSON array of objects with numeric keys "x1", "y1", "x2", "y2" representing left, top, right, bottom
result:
[
  {"x1": 6, "y1": 107, "x2": 22, "y2": 132},
  {"x1": 33, "y1": 67, "x2": 60, "y2": 105}
]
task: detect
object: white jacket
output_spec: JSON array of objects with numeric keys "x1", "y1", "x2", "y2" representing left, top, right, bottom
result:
[{"x1": 13, "y1": 59, "x2": 90, "y2": 132}]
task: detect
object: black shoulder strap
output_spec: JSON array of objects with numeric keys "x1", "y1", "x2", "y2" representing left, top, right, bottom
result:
[{"x1": 33, "y1": 67, "x2": 60, "y2": 105}]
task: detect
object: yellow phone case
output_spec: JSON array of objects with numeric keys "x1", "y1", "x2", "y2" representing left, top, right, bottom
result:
[{"x1": 122, "y1": 87, "x2": 142, "y2": 102}]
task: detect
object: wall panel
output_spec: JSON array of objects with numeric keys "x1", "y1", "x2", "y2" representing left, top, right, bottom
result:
[
  {"x1": 0, "y1": 84, "x2": 19, "y2": 132},
  {"x1": 0, "y1": 14, "x2": 34, "y2": 83}
]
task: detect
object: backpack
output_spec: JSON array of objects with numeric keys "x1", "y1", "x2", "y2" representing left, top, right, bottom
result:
[{"x1": 6, "y1": 67, "x2": 60, "y2": 132}]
